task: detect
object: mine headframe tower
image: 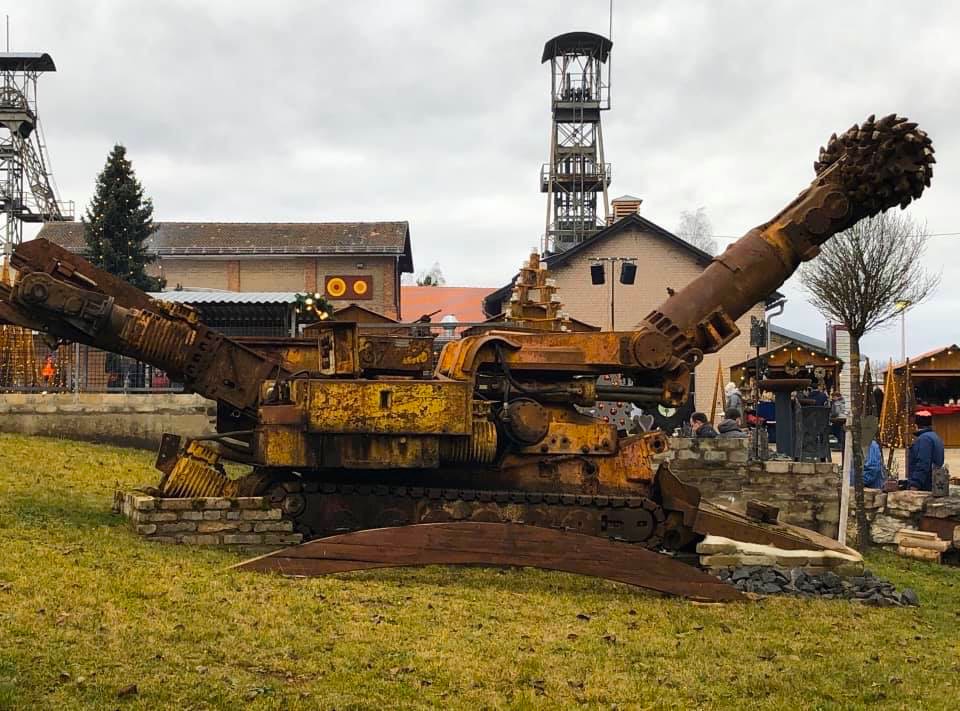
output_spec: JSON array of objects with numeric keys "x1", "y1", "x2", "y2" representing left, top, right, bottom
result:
[
  {"x1": 0, "y1": 52, "x2": 73, "y2": 258},
  {"x1": 541, "y1": 32, "x2": 612, "y2": 255}
]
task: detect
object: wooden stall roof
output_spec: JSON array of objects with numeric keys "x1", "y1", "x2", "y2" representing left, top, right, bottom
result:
[
  {"x1": 888, "y1": 344, "x2": 960, "y2": 378},
  {"x1": 730, "y1": 341, "x2": 844, "y2": 373}
]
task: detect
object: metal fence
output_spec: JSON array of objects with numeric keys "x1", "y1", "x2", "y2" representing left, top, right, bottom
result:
[{"x1": 0, "y1": 327, "x2": 182, "y2": 394}]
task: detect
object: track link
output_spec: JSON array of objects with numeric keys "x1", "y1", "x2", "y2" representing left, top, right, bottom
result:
[{"x1": 261, "y1": 479, "x2": 677, "y2": 549}]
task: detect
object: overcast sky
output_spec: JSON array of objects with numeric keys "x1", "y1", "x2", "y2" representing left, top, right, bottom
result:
[{"x1": 14, "y1": 0, "x2": 960, "y2": 364}]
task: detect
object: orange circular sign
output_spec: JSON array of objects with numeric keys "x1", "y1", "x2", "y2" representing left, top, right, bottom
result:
[
  {"x1": 353, "y1": 279, "x2": 368, "y2": 296},
  {"x1": 327, "y1": 277, "x2": 347, "y2": 298}
]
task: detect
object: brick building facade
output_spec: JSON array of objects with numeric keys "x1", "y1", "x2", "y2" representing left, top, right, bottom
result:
[
  {"x1": 484, "y1": 211, "x2": 774, "y2": 413},
  {"x1": 37, "y1": 222, "x2": 413, "y2": 320}
]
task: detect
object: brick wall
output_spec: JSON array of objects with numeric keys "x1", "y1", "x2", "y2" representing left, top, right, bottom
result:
[
  {"x1": 160, "y1": 259, "x2": 230, "y2": 290},
  {"x1": 314, "y1": 255, "x2": 399, "y2": 319},
  {"x1": 119, "y1": 492, "x2": 302, "y2": 550},
  {"x1": 154, "y1": 256, "x2": 402, "y2": 318},
  {"x1": 546, "y1": 227, "x2": 767, "y2": 413}
]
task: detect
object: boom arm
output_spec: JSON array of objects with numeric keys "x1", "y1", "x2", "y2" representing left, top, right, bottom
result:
[
  {"x1": 439, "y1": 114, "x2": 934, "y2": 405},
  {"x1": 0, "y1": 239, "x2": 281, "y2": 417}
]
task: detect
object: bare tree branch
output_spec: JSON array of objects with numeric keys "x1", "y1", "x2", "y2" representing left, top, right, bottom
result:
[
  {"x1": 675, "y1": 207, "x2": 717, "y2": 255},
  {"x1": 799, "y1": 211, "x2": 939, "y2": 339},
  {"x1": 799, "y1": 209, "x2": 939, "y2": 551}
]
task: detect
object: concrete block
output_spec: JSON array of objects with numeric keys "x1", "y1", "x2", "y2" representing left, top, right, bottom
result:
[
  {"x1": 262, "y1": 533, "x2": 303, "y2": 545},
  {"x1": 235, "y1": 497, "x2": 268, "y2": 510},
  {"x1": 241, "y1": 509, "x2": 282, "y2": 521},
  {"x1": 699, "y1": 554, "x2": 743, "y2": 567},
  {"x1": 703, "y1": 451, "x2": 728, "y2": 463},
  {"x1": 897, "y1": 544, "x2": 941, "y2": 563},
  {"x1": 870, "y1": 513, "x2": 914, "y2": 545},
  {"x1": 198, "y1": 498, "x2": 232, "y2": 510},
  {"x1": 202, "y1": 510, "x2": 223, "y2": 521},
  {"x1": 180, "y1": 534, "x2": 221, "y2": 545},
  {"x1": 674, "y1": 449, "x2": 700, "y2": 460},
  {"x1": 764, "y1": 461, "x2": 791, "y2": 474},
  {"x1": 131, "y1": 495, "x2": 156, "y2": 512},
  {"x1": 791, "y1": 462, "x2": 817, "y2": 475},
  {"x1": 727, "y1": 450, "x2": 749, "y2": 463},
  {"x1": 146, "y1": 536, "x2": 177, "y2": 544},
  {"x1": 923, "y1": 497, "x2": 960, "y2": 518},
  {"x1": 695, "y1": 537, "x2": 740, "y2": 555},
  {"x1": 135, "y1": 523, "x2": 157, "y2": 535},
  {"x1": 156, "y1": 521, "x2": 198, "y2": 534},
  {"x1": 670, "y1": 437, "x2": 694, "y2": 450},
  {"x1": 141, "y1": 512, "x2": 177, "y2": 523},
  {"x1": 238, "y1": 522, "x2": 253, "y2": 532},
  {"x1": 815, "y1": 462, "x2": 837, "y2": 474},
  {"x1": 180, "y1": 511, "x2": 203, "y2": 521},
  {"x1": 953, "y1": 526, "x2": 960, "y2": 548},
  {"x1": 886, "y1": 490, "x2": 932, "y2": 514},
  {"x1": 716, "y1": 438, "x2": 747, "y2": 451},
  {"x1": 253, "y1": 521, "x2": 294, "y2": 533},
  {"x1": 894, "y1": 530, "x2": 951, "y2": 552},
  {"x1": 225, "y1": 511, "x2": 241, "y2": 520},
  {"x1": 222, "y1": 534, "x2": 262, "y2": 545},
  {"x1": 197, "y1": 520, "x2": 238, "y2": 533},
  {"x1": 158, "y1": 498, "x2": 193, "y2": 510},
  {"x1": 694, "y1": 439, "x2": 717, "y2": 451},
  {"x1": 862, "y1": 490, "x2": 887, "y2": 510}
]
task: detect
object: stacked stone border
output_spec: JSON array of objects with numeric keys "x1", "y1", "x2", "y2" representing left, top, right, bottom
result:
[
  {"x1": 118, "y1": 491, "x2": 302, "y2": 549},
  {"x1": 853, "y1": 489, "x2": 960, "y2": 553}
]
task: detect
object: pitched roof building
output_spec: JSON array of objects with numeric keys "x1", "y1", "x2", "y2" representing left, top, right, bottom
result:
[
  {"x1": 37, "y1": 221, "x2": 414, "y2": 319},
  {"x1": 483, "y1": 209, "x2": 781, "y2": 414}
]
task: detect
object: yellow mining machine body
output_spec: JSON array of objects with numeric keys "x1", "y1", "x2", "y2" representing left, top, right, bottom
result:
[{"x1": 0, "y1": 115, "x2": 935, "y2": 599}]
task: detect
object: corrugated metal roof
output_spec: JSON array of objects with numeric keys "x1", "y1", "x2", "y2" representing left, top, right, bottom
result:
[
  {"x1": 148, "y1": 291, "x2": 298, "y2": 305},
  {"x1": 770, "y1": 324, "x2": 827, "y2": 351}
]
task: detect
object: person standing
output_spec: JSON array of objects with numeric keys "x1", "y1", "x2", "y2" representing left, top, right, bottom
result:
[
  {"x1": 724, "y1": 382, "x2": 743, "y2": 414},
  {"x1": 830, "y1": 391, "x2": 847, "y2": 449},
  {"x1": 908, "y1": 411, "x2": 945, "y2": 491}
]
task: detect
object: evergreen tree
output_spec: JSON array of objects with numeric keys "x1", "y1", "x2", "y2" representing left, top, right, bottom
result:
[{"x1": 83, "y1": 144, "x2": 163, "y2": 291}]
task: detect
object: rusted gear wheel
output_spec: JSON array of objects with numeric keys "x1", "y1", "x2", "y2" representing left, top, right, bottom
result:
[
  {"x1": 264, "y1": 479, "x2": 307, "y2": 518},
  {"x1": 601, "y1": 498, "x2": 666, "y2": 547},
  {"x1": 232, "y1": 468, "x2": 276, "y2": 497}
]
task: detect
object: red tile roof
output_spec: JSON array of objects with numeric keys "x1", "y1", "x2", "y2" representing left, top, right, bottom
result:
[{"x1": 400, "y1": 286, "x2": 496, "y2": 323}]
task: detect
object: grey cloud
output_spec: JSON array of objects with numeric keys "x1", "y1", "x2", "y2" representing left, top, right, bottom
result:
[{"x1": 17, "y1": 0, "x2": 960, "y2": 359}]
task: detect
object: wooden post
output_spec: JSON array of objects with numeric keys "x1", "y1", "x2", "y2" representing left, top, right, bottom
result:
[
  {"x1": 838, "y1": 421, "x2": 853, "y2": 545},
  {"x1": 710, "y1": 360, "x2": 724, "y2": 423}
]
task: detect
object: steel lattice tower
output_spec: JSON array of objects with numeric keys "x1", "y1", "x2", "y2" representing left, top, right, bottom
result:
[
  {"x1": 0, "y1": 52, "x2": 73, "y2": 258},
  {"x1": 541, "y1": 32, "x2": 612, "y2": 255}
]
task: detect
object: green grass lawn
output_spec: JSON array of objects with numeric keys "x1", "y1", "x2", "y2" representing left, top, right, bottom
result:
[{"x1": 1, "y1": 433, "x2": 959, "y2": 710}]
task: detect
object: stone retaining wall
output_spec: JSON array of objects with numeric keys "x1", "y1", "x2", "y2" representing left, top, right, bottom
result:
[
  {"x1": 851, "y1": 489, "x2": 960, "y2": 550},
  {"x1": 0, "y1": 394, "x2": 215, "y2": 449},
  {"x1": 118, "y1": 491, "x2": 302, "y2": 550},
  {"x1": 657, "y1": 437, "x2": 842, "y2": 537}
]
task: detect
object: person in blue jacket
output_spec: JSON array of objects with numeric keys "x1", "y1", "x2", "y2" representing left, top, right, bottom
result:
[
  {"x1": 908, "y1": 412, "x2": 944, "y2": 491},
  {"x1": 853, "y1": 432, "x2": 886, "y2": 489}
]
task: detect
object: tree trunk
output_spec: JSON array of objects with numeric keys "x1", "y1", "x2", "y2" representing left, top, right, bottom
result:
[{"x1": 849, "y1": 337, "x2": 869, "y2": 551}]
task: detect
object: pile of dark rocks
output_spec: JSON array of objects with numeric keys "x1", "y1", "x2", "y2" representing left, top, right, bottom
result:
[{"x1": 715, "y1": 566, "x2": 920, "y2": 606}]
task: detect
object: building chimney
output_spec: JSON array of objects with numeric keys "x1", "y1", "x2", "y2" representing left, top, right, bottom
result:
[{"x1": 610, "y1": 195, "x2": 643, "y2": 223}]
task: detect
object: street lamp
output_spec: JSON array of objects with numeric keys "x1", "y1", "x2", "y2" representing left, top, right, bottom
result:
[
  {"x1": 590, "y1": 256, "x2": 637, "y2": 330},
  {"x1": 895, "y1": 299, "x2": 912, "y2": 362}
]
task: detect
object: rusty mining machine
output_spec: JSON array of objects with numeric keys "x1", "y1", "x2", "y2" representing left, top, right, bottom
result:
[{"x1": 0, "y1": 115, "x2": 935, "y2": 600}]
